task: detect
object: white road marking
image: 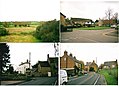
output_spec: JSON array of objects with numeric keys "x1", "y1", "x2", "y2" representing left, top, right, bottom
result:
[{"x1": 94, "y1": 74, "x2": 100, "y2": 85}]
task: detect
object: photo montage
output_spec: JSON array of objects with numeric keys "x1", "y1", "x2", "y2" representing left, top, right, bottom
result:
[{"x1": 60, "y1": 0, "x2": 118, "y2": 85}]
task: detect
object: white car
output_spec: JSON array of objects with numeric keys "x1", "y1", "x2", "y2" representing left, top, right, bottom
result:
[
  {"x1": 60, "y1": 69, "x2": 68, "y2": 85},
  {"x1": 111, "y1": 25, "x2": 117, "y2": 28}
]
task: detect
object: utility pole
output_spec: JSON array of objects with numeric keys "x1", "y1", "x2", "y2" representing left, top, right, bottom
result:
[
  {"x1": 29, "y1": 52, "x2": 31, "y2": 69},
  {"x1": 54, "y1": 43, "x2": 59, "y2": 57}
]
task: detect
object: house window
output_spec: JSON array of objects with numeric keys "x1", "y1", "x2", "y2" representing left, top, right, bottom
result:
[
  {"x1": 112, "y1": 65, "x2": 115, "y2": 68},
  {"x1": 64, "y1": 57, "x2": 66, "y2": 61}
]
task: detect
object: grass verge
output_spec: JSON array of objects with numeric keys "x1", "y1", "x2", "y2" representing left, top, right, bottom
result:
[
  {"x1": 99, "y1": 68, "x2": 118, "y2": 85},
  {"x1": 74, "y1": 26, "x2": 110, "y2": 30}
]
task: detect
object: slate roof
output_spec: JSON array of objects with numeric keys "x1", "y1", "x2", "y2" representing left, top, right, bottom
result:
[
  {"x1": 39, "y1": 61, "x2": 50, "y2": 67},
  {"x1": 60, "y1": 12, "x2": 66, "y2": 18},
  {"x1": 19, "y1": 62, "x2": 30, "y2": 66},
  {"x1": 104, "y1": 61, "x2": 117, "y2": 66}
]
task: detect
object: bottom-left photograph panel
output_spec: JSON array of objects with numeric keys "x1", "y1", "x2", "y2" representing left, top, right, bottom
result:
[{"x1": 0, "y1": 43, "x2": 59, "y2": 85}]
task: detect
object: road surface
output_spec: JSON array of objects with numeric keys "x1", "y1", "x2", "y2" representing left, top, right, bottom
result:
[
  {"x1": 61, "y1": 29, "x2": 118, "y2": 43},
  {"x1": 19, "y1": 77, "x2": 57, "y2": 85},
  {"x1": 67, "y1": 72, "x2": 107, "y2": 85}
]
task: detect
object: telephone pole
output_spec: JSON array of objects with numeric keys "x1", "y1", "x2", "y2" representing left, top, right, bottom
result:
[{"x1": 29, "y1": 52, "x2": 31, "y2": 69}]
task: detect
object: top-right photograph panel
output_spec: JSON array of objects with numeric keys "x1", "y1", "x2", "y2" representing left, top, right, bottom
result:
[{"x1": 60, "y1": 1, "x2": 119, "y2": 43}]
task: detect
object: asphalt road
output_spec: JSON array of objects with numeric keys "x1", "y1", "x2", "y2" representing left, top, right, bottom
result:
[
  {"x1": 18, "y1": 77, "x2": 57, "y2": 85},
  {"x1": 61, "y1": 29, "x2": 118, "y2": 43},
  {"x1": 67, "y1": 72, "x2": 107, "y2": 85}
]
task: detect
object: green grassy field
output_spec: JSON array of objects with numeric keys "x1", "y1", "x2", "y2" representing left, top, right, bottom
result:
[
  {"x1": 99, "y1": 68, "x2": 118, "y2": 85},
  {"x1": 74, "y1": 26, "x2": 110, "y2": 30},
  {"x1": 0, "y1": 27, "x2": 41, "y2": 42}
]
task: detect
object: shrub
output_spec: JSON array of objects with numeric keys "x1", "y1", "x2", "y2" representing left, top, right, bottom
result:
[
  {"x1": 34, "y1": 20, "x2": 59, "y2": 42},
  {"x1": 0, "y1": 28, "x2": 9, "y2": 36}
]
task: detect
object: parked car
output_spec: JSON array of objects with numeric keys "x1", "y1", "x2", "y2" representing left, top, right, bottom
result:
[
  {"x1": 111, "y1": 25, "x2": 117, "y2": 28},
  {"x1": 60, "y1": 69, "x2": 68, "y2": 85}
]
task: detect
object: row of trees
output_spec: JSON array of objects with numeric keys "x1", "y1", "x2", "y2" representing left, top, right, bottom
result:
[{"x1": 0, "y1": 28, "x2": 9, "y2": 36}]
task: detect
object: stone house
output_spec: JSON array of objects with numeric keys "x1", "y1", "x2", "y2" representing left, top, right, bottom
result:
[
  {"x1": 37, "y1": 61, "x2": 51, "y2": 76},
  {"x1": 103, "y1": 60, "x2": 118, "y2": 69},
  {"x1": 32, "y1": 54, "x2": 58, "y2": 77},
  {"x1": 97, "y1": 18, "x2": 116, "y2": 26},
  {"x1": 85, "y1": 60, "x2": 98, "y2": 72},
  {"x1": 47, "y1": 54, "x2": 58, "y2": 76}
]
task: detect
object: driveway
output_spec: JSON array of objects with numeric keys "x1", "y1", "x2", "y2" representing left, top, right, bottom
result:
[{"x1": 61, "y1": 29, "x2": 118, "y2": 43}]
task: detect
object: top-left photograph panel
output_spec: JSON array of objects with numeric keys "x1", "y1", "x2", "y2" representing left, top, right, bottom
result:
[{"x1": 0, "y1": 0, "x2": 60, "y2": 43}]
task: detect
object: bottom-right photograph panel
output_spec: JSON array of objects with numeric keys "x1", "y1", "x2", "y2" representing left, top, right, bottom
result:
[{"x1": 60, "y1": 43, "x2": 118, "y2": 85}]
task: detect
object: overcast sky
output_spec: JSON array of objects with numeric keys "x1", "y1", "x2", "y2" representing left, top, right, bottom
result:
[
  {"x1": 60, "y1": 43, "x2": 119, "y2": 67},
  {"x1": 8, "y1": 43, "x2": 59, "y2": 70},
  {"x1": 61, "y1": 0, "x2": 119, "y2": 21},
  {"x1": 6, "y1": 43, "x2": 119, "y2": 70},
  {"x1": 0, "y1": 0, "x2": 60, "y2": 21}
]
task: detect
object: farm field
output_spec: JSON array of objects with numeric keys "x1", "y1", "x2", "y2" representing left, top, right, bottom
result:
[{"x1": 0, "y1": 26, "x2": 41, "y2": 42}]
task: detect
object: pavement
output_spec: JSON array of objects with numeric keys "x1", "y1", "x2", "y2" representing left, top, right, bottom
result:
[
  {"x1": 67, "y1": 72, "x2": 107, "y2": 85},
  {"x1": 61, "y1": 29, "x2": 118, "y2": 43},
  {"x1": 1, "y1": 80, "x2": 24, "y2": 85},
  {"x1": 96, "y1": 75, "x2": 107, "y2": 85},
  {"x1": 19, "y1": 77, "x2": 57, "y2": 85}
]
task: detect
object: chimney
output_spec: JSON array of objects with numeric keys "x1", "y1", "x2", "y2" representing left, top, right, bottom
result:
[
  {"x1": 64, "y1": 50, "x2": 68, "y2": 55},
  {"x1": 47, "y1": 54, "x2": 50, "y2": 61},
  {"x1": 69, "y1": 53, "x2": 73, "y2": 57},
  {"x1": 74, "y1": 56, "x2": 76, "y2": 59},
  {"x1": 93, "y1": 60, "x2": 95, "y2": 63},
  {"x1": 47, "y1": 54, "x2": 49, "y2": 58}
]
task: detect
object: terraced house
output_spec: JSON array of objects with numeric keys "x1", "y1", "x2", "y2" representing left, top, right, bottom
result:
[
  {"x1": 60, "y1": 50, "x2": 84, "y2": 76},
  {"x1": 103, "y1": 59, "x2": 118, "y2": 69},
  {"x1": 32, "y1": 54, "x2": 58, "y2": 77}
]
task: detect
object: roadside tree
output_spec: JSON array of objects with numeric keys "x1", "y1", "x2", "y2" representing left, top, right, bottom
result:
[{"x1": 0, "y1": 43, "x2": 10, "y2": 73}]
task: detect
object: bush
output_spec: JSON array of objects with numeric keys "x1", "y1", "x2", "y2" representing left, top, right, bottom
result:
[
  {"x1": 34, "y1": 20, "x2": 59, "y2": 42},
  {"x1": 0, "y1": 28, "x2": 9, "y2": 36}
]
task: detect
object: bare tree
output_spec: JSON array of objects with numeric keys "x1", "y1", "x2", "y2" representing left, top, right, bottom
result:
[
  {"x1": 105, "y1": 8, "x2": 113, "y2": 26},
  {"x1": 113, "y1": 12, "x2": 118, "y2": 24}
]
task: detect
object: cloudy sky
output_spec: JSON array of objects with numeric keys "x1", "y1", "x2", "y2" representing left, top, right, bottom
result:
[
  {"x1": 60, "y1": 43, "x2": 119, "y2": 66},
  {"x1": 8, "y1": 43, "x2": 59, "y2": 70},
  {"x1": 61, "y1": 0, "x2": 119, "y2": 21},
  {"x1": 0, "y1": 0, "x2": 60, "y2": 21}
]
